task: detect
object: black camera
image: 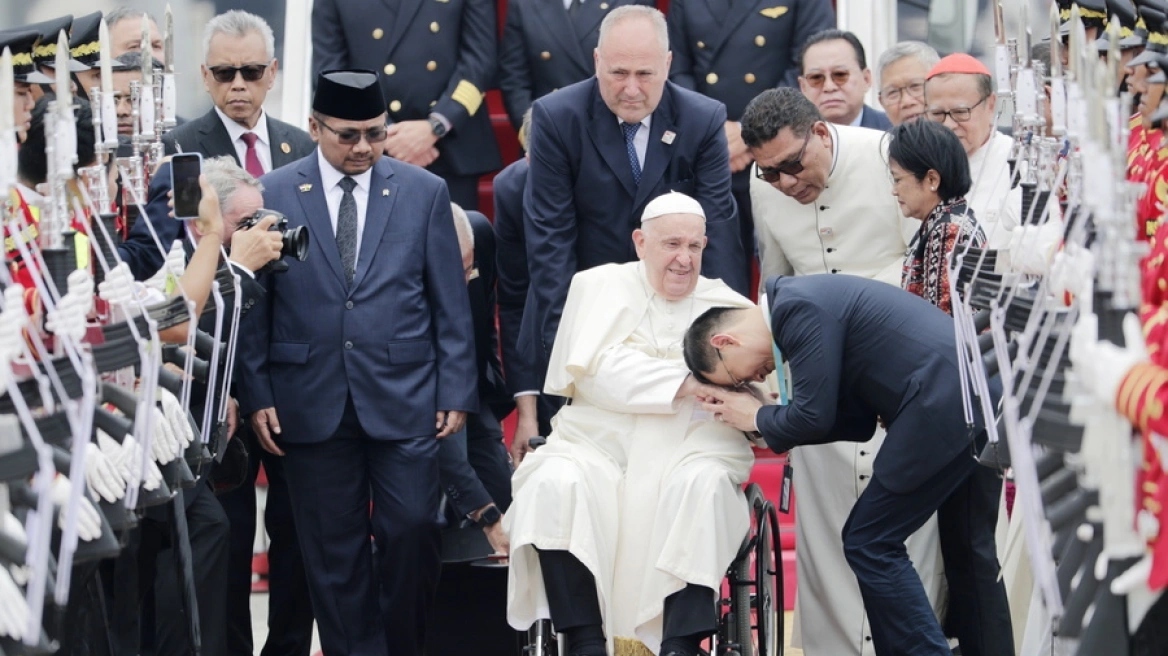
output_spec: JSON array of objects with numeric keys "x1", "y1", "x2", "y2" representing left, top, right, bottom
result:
[{"x1": 237, "y1": 209, "x2": 309, "y2": 273}]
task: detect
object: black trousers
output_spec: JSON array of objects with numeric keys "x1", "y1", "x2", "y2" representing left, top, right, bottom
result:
[
  {"x1": 731, "y1": 168, "x2": 756, "y2": 287},
  {"x1": 842, "y1": 440, "x2": 1013, "y2": 656},
  {"x1": 218, "y1": 425, "x2": 314, "y2": 656},
  {"x1": 537, "y1": 550, "x2": 717, "y2": 639},
  {"x1": 281, "y1": 397, "x2": 441, "y2": 656},
  {"x1": 152, "y1": 481, "x2": 231, "y2": 656},
  {"x1": 440, "y1": 174, "x2": 480, "y2": 212}
]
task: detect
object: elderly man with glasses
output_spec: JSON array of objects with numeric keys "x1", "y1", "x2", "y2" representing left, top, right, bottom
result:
[
  {"x1": 924, "y1": 53, "x2": 1024, "y2": 250},
  {"x1": 740, "y1": 87, "x2": 945, "y2": 656},
  {"x1": 875, "y1": 41, "x2": 940, "y2": 126}
]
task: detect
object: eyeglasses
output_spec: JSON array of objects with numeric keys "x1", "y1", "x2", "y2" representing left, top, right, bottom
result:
[
  {"x1": 925, "y1": 94, "x2": 989, "y2": 124},
  {"x1": 879, "y1": 79, "x2": 926, "y2": 103},
  {"x1": 801, "y1": 69, "x2": 852, "y2": 88},
  {"x1": 755, "y1": 128, "x2": 815, "y2": 183},
  {"x1": 715, "y1": 348, "x2": 746, "y2": 389},
  {"x1": 208, "y1": 63, "x2": 270, "y2": 83},
  {"x1": 317, "y1": 118, "x2": 388, "y2": 145}
]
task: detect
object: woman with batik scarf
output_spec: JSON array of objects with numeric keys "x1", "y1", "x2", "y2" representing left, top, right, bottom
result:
[{"x1": 888, "y1": 119, "x2": 986, "y2": 316}]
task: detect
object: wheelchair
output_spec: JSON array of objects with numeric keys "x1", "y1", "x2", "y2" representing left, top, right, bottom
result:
[{"x1": 523, "y1": 482, "x2": 783, "y2": 656}]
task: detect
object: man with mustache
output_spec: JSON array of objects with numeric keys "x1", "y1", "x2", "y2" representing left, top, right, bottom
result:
[{"x1": 236, "y1": 69, "x2": 476, "y2": 656}]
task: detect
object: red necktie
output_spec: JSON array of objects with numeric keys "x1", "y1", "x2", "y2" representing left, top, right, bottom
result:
[{"x1": 240, "y1": 132, "x2": 265, "y2": 178}]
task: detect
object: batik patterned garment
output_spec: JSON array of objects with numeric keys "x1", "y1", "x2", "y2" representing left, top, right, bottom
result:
[{"x1": 901, "y1": 197, "x2": 986, "y2": 316}]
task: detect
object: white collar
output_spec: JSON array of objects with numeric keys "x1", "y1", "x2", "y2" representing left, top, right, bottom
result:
[
  {"x1": 215, "y1": 105, "x2": 270, "y2": 145},
  {"x1": 316, "y1": 149, "x2": 374, "y2": 193},
  {"x1": 616, "y1": 114, "x2": 652, "y2": 131},
  {"x1": 848, "y1": 108, "x2": 864, "y2": 127},
  {"x1": 826, "y1": 122, "x2": 840, "y2": 182}
]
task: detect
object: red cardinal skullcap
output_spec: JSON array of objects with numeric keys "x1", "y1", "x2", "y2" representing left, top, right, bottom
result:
[{"x1": 926, "y1": 53, "x2": 992, "y2": 79}]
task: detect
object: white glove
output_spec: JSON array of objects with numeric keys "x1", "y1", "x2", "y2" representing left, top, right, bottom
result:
[
  {"x1": 149, "y1": 405, "x2": 179, "y2": 464},
  {"x1": 84, "y1": 441, "x2": 126, "y2": 503},
  {"x1": 158, "y1": 388, "x2": 194, "y2": 448},
  {"x1": 97, "y1": 430, "x2": 132, "y2": 482},
  {"x1": 1049, "y1": 243, "x2": 1096, "y2": 300},
  {"x1": 118, "y1": 435, "x2": 164, "y2": 492},
  {"x1": 1, "y1": 512, "x2": 26, "y2": 543},
  {"x1": 49, "y1": 476, "x2": 103, "y2": 542},
  {"x1": 0, "y1": 565, "x2": 28, "y2": 639},
  {"x1": 1070, "y1": 312, "x2": 1149, "y2": 406},
  {"x1": 1006, "y1": 222, "x2": 1063, "y2": 275}
]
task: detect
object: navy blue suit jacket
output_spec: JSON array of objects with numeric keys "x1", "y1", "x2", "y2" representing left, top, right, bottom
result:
[
  {"x1": 756, "y1": 274, "x2": 999, "y2": 494},
  {"x1": 236, "y1": 153, "x2": 478, "y2": 443},
  {"x1": 491, "y1": 158, "x2": 536, "y2": 394},
  {"x1": 498, "y1": 0, "x2": 654, "y2": 129},
  {"x1": 859, "y1": 104, "x2": 893, "y2": 131},
  {"x1": 523, "y1": 78, "x2": 748, "y2": 367},
  {"x1": 312, "y1": 0, "x2": 502, "y2": 178},
  {"x1": 668, "y1": 0, "x2": 836, "y2": 119}
]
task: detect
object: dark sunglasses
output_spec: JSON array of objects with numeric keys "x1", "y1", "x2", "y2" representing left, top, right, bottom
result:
[
  {"x1": 755, "y1": 128, "x2": 815, "y2": 183},
  {"x1": 208, "y1": 63, "x2": 269, "y2": 83},
  {"x1": 801, "y1": 69, "x2": 852, "y2": 89},
  {"x1": 317, "y1": 117, "x2": 388, "y2": 145}
]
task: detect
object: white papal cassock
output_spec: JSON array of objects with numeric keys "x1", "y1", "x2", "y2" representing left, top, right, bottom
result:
[
  {"x1": 505, "y1": 262, "x2": 756, "y2": 654},
  {"x1": 749, "y1": 123, "x2": 946, "y2": 656}
]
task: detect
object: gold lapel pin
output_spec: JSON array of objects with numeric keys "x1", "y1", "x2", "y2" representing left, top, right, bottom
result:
[
  {"x1": 299, "y1": 183, "x2": 313, "y2": 192},
  {"x1": 281, "y1": 142, "x2": 291, "y2": 154}
]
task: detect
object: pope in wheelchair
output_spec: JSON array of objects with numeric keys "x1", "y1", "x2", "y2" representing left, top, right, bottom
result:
[{"x1": 505, "y1": 193, "x2": 758, "y2": 656}]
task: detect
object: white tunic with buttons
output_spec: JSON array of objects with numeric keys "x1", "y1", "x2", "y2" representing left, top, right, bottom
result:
[
  {"x1": 505, "y1": 262, "x2": 756, "y2": 654},
  {"x1": 749, "y1": 123, "x2": 947, "y2": 656}
]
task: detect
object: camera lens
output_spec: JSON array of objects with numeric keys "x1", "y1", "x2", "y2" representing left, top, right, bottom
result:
[{"x1": 283, "y1": 225, "x2": 310, "y2": 262}]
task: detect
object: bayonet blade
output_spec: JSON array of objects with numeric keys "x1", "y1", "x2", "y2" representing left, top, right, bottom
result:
[{"x1": 163, "y1": 4, "x2": 174, "y2": 74}]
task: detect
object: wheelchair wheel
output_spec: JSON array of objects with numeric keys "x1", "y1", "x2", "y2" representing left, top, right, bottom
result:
[{"x1": 728, "y1": 484, "x2": 783, "y2": 656}]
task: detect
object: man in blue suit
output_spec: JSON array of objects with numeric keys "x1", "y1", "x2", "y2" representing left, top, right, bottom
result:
[
  {"x1": 236, "y1": 69, "x2": 478, "y2": 656},
  {"x1": 683, "y1": 274, "x2": 1012, "y2": 656},
  {"x1": 523, "y1": 5, "x2": 748, "y2": 399}
]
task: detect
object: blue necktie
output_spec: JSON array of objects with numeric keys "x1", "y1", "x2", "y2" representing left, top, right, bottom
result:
[
  {"x1": 337, "y1": 176, "x2": 358, "y2": 286},
  {"x1": 621, "y1": 121, "x2": 642, "y2": 185}
]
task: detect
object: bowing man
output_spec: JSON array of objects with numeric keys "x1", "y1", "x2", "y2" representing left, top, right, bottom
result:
[
  {"x1": 684, "y1": 273, "x2": 1010, "y2": 656},
  {"x1": 236, "y1": 70, "x2": 477, "y2": 656},
  {"x1": 507, "y1": 193, "x2": 756, "y2": 656}
]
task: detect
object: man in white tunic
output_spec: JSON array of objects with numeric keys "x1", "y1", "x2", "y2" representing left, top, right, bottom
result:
[
  {"x1": 505, "y1": 193, "x2": 756, "y2": 656},
  {"x1": 922, "y1": 54, "x2": 1031, "y2": 254},
  {"x1": 741, "y1": 87, "x2": 945, "y2": 656}
]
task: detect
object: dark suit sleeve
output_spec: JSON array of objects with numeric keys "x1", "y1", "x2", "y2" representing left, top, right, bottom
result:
[
  {"x1": 432, "y1": 0, "x2": 498, "y2": 135},
  {"x1": 499, "y1": 2, "x2": 533, "y2": 131},
  {"x1": 667, "y1": 0, "x2": 697, "y2": 90},
  {"x1": 235, "y1": 259, "x2": 277, "y2": 417},
  {"x1": 230, "y1": 264, "x2": 266, "y2": 319},
  {"x1": 755, "y1": 297, "x2": 849, "y2": 450},
  {"x1": 693, "y1": 102, "x2": 749, "y2": 295},
  {"x1": 311, "y1": 0, "x2": 349, "y2": 79},
  {"x1": 117, "y1": 162, "x2": 181, "y2": 281},
  {"x1": 493, "y1": 172, "x2": 536, "y2": 393},
  {"x1": 425, "y1": 185, "x2": 479, "y2": 412},
  {"x1": 780, "y1": 0, "x2": 837, "y2": 88},
  {"x1": 523, "y1": 100, "x2": 578, "y2": 358}
]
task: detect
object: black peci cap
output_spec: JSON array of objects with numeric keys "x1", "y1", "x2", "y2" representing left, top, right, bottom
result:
[{"x1": 312, "y1": 69, "x2": 387, "y2": 121}]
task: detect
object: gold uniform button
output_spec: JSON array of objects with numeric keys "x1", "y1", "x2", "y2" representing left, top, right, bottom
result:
[
  {"x1": 706, "y1": 72, "x2": 718, "y2": 84},
  {"x1": 755, "y1": 35, "x2": 766, "y2": 47},
  {"x1": 372, "y1": 28, "x2": 384, "y2": 39},
  {"x1": 427, "y1": 60, "x2": 437, "y2": 71},
  {"x1": 384, "y1": 63, "x2": 396, "y2": 75},
  {"x1": 390, "y1": 100, "x2": 402, "y2": 112},
  {"x1": 697, "y1": 41, "x2": 706, "y2": 49},
  {"x1": 430, "y1": 21, "x2": 440, "y2": 33},
  {"x1": 541, "y1": 51, "x2": 551, "y2": 60},
  {"x1": 745, "y1": 73, "x2": 756, "y2": 83}
]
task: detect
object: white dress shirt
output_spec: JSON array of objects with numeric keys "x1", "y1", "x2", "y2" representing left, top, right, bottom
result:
[
  {"x1": 317, "y1": 149, "x2": 372, "y2": 260},
  {"x1": 215, "y1": 106, "x2": 273, "y2": 175},
  {"x1": 617, "y1": 115, "x2": 652, "y2": 171}
]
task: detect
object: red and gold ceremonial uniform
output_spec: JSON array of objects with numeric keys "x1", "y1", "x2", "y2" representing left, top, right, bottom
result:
[{"x1": 1131, "y1": 115, "x2": 1166, "y2": 241}]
